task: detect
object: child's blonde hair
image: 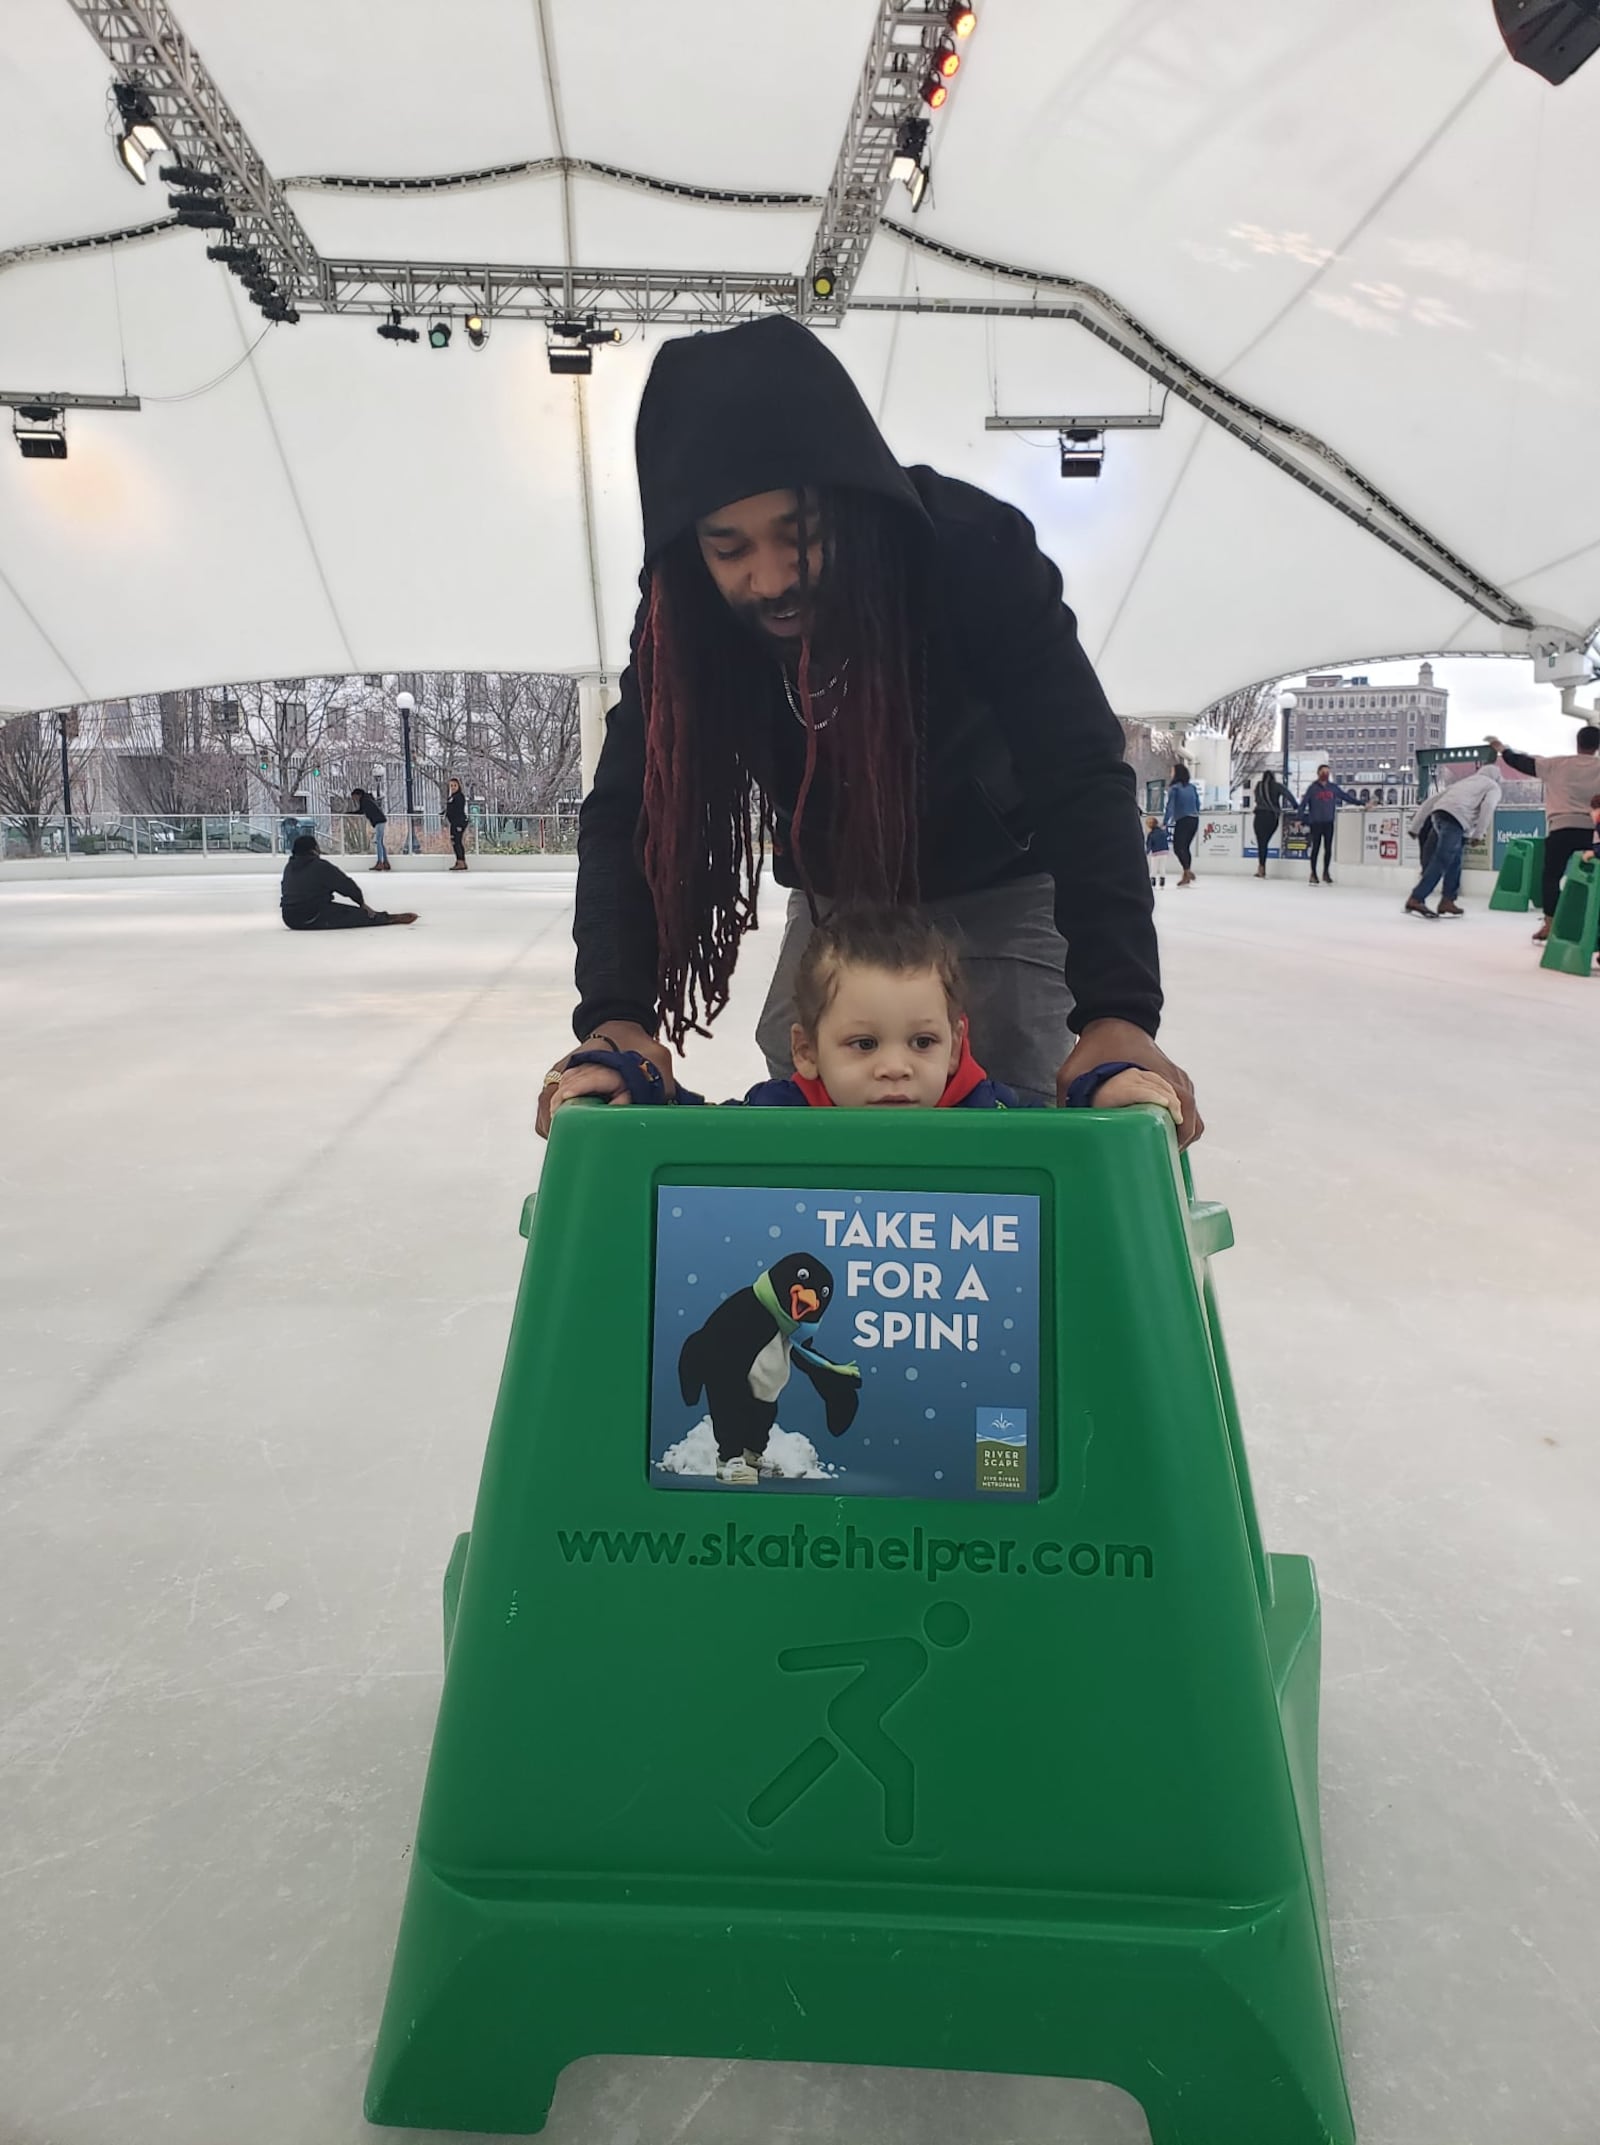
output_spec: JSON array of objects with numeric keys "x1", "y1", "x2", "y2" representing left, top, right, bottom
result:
[{"x1": 793, "y1": 906, "x2": 965, "y2": 1035}]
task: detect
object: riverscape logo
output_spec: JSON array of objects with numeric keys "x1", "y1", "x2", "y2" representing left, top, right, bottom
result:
[{"x1": 975, "y1": 1405, "x2": 1028, "y2": 1494}]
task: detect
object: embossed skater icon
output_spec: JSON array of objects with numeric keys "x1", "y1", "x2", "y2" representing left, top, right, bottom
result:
[{"x1": 748, "y1": 1601, "x2": 971, "y2": 1845}]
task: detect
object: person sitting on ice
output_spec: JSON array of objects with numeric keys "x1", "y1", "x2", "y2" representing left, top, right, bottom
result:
[{"x1": 545, "y1": 906, "x2": 1182, "y2": 1119}]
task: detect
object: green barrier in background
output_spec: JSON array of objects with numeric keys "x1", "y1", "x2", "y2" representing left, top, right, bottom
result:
[
  {"x1": 1541, "y1": 850, "x2": 1600, "y2": 975},
  {"x1": 366, "y1": 1105, "x2": 1354, "y2": 2144},
  {"x1": 1490, "y1": 834, "x2": 1546, "y2": 912}
]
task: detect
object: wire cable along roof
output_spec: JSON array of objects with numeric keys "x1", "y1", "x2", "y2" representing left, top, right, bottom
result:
[{"x1": 2, "y1": 0, "x2": 1597, "y2": 717}]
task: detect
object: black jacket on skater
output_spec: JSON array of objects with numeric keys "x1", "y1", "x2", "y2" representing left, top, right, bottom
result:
[
  {"x1": 281, "y1": 850, "x2": 367, "y2": 927},
  {"x1": 573, "y1": 316, "x2": 1159, "y2": 1045},
  {"x1": 349, "y1": 788, "x2": 386, "y2": 828},
  {"x1": 445, "y1": 788, "x2": 469, "y2": 833}
]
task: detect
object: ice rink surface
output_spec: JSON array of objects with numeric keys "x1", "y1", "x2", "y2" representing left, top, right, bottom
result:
[{"x1": 1, "y1": 866, "x2": 1595, "y2": 2145}]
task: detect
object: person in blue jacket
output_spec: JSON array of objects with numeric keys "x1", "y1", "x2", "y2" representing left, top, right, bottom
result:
[
  {"x1": 1163, "y1": 762, "x2": 1201, "y2": 887},
  {"x1": 1299, "y1": 764, "x2": 1355, "y2": 885},
  {"x1": 547, "y1": 907, "x2": 1182, "y2": 1121}
]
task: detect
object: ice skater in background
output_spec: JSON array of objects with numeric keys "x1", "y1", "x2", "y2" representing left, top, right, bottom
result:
[
  {"x1": 1145, "y1": 816, "x2": 1170, "y2": 889},
  {"x1": 678, "y1": 1251, "x2": 862, "y2": 1486}
]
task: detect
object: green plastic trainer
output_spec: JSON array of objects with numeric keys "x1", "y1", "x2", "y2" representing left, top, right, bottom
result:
[{"x1": 367, "y1": 1103, "x2": 1354, "y2": 2144}]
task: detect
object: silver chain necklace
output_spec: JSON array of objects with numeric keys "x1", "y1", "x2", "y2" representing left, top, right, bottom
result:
[{"x1": 782, "y1": 657, "x2": 850, "y2": 731}]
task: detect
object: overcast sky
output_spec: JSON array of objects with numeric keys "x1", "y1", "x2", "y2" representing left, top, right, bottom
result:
[{"x1": 1279, "y1": 655, "x2": 1593, "y2": 756}]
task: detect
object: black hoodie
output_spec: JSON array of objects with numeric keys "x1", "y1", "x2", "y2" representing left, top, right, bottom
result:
[{"x1": 574, "y1": 316, "x2": 1160, "y2": 1042}]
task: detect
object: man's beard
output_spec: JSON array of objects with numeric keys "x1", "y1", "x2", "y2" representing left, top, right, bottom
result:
[{"x1": 728, "y1": 586, "x2": 820, "y2": 655}]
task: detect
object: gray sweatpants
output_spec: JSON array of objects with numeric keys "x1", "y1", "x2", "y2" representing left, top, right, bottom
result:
[{"x1": 754, "y1": 875, "x2": 1074, "y2": 1107}]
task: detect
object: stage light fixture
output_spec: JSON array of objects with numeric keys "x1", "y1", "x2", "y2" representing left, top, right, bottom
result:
[
  {"x1": 1058, "y1": 427, "x2": 1105, "y2": 480},
  {"x1": 13, "y1": 405, "x2": 67, "y2": 461},
  {"x1": 907, "y1": 162, "x2": 930, "y2": 211},
  {"x1": 173, "y1": 199, "x2": 235, "y2": 230},
  {"x1": 547, "y1": 315, "x2": 618, "y2": 373},
  {"x1": 948, "y1": 2, "x2": 977, "y2": 31},
  {"x1": 466, "y1": 314, "x2": 488, "y2": 349},
  {"x1": 113, "y1": 83, "x2": 168, "y2": 184},
  {"x1": 206, "y1": 244, "x2": 261, "y2": 268},
  {"x1": 935, "y1": 43, "x2": 962, "y2": 76},
  {"x1": 428, "y1": 321, "x2": 451, "y2": 349},
  {"x1": 811, "y1": 265, "x2": 837, "y2": 300},
  {"x1": 890, "y1": 116, "x2": 929, "y2": 182},
  {"x1": 377, "y1": 307, "x2": 420, "y2": 344},
  {"x1": 921, "y1": 75, "x2": 949, "y2": 108},
  {"x1": 159, "y1": 163, "x2": 220, "y2": 191}
]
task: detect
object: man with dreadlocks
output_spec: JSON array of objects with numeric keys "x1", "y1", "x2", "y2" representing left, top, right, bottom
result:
[{"x1": 537, "y1": 315, "x2": 1200, "y2": 1142}]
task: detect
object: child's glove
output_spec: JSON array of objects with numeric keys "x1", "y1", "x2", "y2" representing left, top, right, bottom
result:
[
  {"x1": 559, "y1": 1049, "x2": 706, "y2": 1108},
  {"x1": 1066, "y1": 1060, "x2": 1182, "y2": 1123}
]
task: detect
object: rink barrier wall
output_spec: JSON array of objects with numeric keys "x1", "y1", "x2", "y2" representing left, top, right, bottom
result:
[{"x1": 3, "y1": 811, "x2": 1495, "y2": 895}]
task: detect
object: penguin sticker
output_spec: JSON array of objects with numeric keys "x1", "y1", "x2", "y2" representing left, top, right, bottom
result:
[{"x1": 678, "y1": 1250, "x2": 862, "y2": 1485}]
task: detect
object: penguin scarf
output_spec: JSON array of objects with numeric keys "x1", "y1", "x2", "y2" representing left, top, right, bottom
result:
[{"x1": 678, "y1": 1251, "x2": 862, "y2": 1469}]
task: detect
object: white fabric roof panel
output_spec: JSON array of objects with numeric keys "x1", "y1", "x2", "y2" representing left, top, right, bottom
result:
[{"x1": 2, "y1": 0, "x2": 1598, "y2": 718}]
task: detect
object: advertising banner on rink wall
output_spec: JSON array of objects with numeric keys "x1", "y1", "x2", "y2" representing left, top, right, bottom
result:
[
  {"x1": 1362, "y1": 810, "x2": 1403, "y2": 865},
  {"x1": 1197, "y1": 813, "x2": 1243, "y2": 862}
]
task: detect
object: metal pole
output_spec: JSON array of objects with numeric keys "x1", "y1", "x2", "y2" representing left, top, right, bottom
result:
[
  {"x1": 397, "y1": 689, "x2": 417, "y2": 855},
  {"x1": 58, "y1": 712, "x2": 73, "y2": 856}
]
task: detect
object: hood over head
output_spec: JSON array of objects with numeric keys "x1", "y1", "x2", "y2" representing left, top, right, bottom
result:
[{"x1": 634, "y1": 316, "x2": 929, "y2": 564}]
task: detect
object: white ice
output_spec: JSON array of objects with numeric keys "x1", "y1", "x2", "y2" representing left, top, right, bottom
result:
[{"x1": 1, "y1": 866, "x2": 1596, "y2": 2145}]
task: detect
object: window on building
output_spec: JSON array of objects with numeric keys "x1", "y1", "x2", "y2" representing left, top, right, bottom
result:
[
  {"x1": 364, "y1": 674, "x2": 383, "y2": 686},
  {"x1": 326, "y1": 710, "x2": 348, "y2": 742},
  {"x1": 365, "y1": 712, "x2": 387, "y2": 744},
  {"x1": 464, "y1": 675, "x2": 487, "y2": 715},
  {"x1": 210, "y1": 696, "x2": 240, "y2": 734},
  {"x1": 466, "y1": 719, "x2": 489, "y2": 752},
  {"x1": 103, "y1": 705, "x2": 133, "y2": 743},
  {"x1": 278, "y1": 699, "x2": 309, "y2": 747}
]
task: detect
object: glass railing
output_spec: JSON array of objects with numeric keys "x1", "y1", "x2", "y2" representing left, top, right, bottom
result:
[{"x1": 0, "y1": 811, "x2": 581, "y2": 861}]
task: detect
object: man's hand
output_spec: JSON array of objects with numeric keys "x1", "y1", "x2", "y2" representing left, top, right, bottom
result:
[
  {"x1": 1057, "y1": 1019, "x2": 1202, "y2": 1147},
  {"x1": 536, "y1": 1020, "x2": 676, "y2": 1139}
]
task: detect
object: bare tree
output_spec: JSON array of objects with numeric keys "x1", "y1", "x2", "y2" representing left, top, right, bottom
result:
[
  {"x1": 112, "y1": 691, "x2": 249, "y2": 816},
  {"x1": 412, "y1": 671, "x2": 580, "y2": 816},
  {"x1": 0, "y1": 715, "x2": 62, "y2": 853},
  {"x1": 0, "y1": 713, "x2": 90, "y2": 853},
  {"x1": 1197, "y1": 679, "x2": 1280, "y2": 790},
  {"x1": 236, "y1": 678, "x2": 347, "y2": 813}
]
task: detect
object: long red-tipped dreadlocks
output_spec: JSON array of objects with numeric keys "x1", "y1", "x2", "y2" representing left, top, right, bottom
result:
[{"x1": 637, "y1": 487, "x2": 927, "y2": 1048}]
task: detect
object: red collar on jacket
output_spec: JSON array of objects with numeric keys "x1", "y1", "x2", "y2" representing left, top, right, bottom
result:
[{"x1": 792, "y1": 1024, "x2": 989, "y2": 1109}]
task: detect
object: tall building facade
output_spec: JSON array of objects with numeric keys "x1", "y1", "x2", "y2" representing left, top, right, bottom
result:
[{"x1": 1291, "y1": 662, "x2": 1447, "y2": 791}]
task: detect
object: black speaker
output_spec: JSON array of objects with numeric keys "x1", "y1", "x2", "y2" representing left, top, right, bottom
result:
[{"x1": 1495, "y1": 0, "x2": 1600, "y2": 84}]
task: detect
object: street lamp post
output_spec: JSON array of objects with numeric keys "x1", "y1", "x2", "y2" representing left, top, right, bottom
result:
[
  {"x1": 396, "y1": 689, "x2": 418, "y2": 855},
  {"x1": 57, "y1": 710, "x2": 75, "y2": 856}
]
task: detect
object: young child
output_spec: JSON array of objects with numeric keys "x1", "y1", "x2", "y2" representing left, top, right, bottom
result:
[
  {"x1": 1145, "y1": 814, "x2": 1170, "y2": 888},
  {"x1": 547, "y1": 906, "x2": 1182, "y2": 1120}
]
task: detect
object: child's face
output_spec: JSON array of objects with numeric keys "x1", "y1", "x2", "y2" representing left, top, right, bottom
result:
[{"x1": 791, "y1": 964, "x2": 962, "y2": 1108}]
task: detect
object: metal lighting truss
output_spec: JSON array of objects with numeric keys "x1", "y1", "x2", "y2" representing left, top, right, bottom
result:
[
  {"x1": 0, "y1": 390, "x2": 140, "y2": 410},
  {"x1": 313, "y1": 260, "x2": 805, "y2": 331},
  {"x1": 64, "y1": 0, "x2": 321, "y2": 303},
  {"x1": 44, "y1": 0, "x2": 1534, "y2": 631},
  {"x1": 801, "y1": 2, "x2": 962, "y2": 319}
]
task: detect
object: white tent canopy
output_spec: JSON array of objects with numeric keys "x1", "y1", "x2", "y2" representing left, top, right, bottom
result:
[{"x1": 3, "y1": 0, "x2": 1598, "y2": 720}]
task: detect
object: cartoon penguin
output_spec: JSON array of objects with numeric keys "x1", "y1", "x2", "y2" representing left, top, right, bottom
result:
[{"x1": 678, "y1": 1250, "x2": 862, "y2": 1485}]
